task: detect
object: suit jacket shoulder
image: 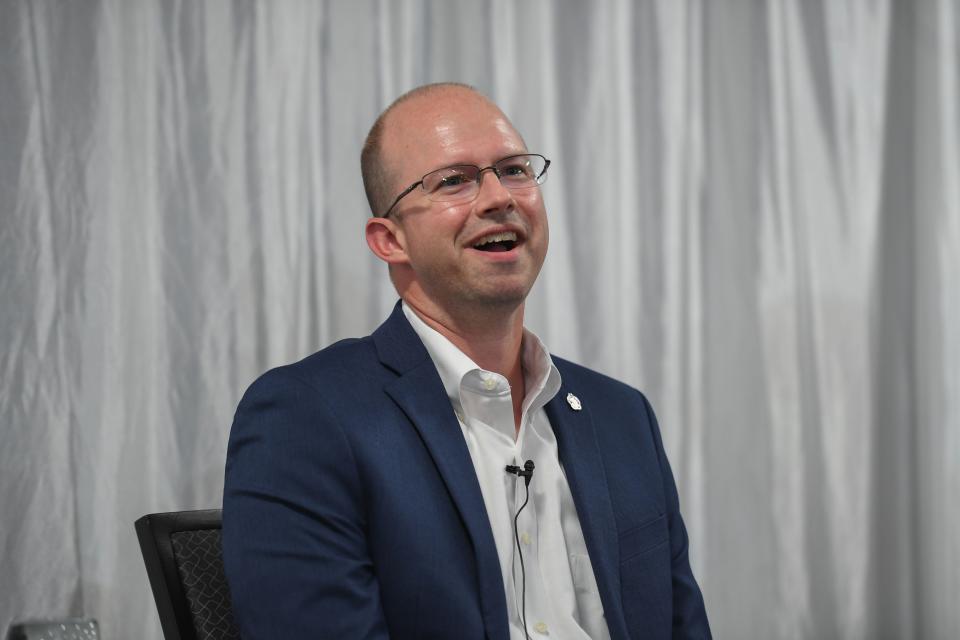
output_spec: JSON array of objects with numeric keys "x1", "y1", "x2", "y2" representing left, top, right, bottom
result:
[{"x1": 223, "y1": 304, "x2": 711, "y2": 640}]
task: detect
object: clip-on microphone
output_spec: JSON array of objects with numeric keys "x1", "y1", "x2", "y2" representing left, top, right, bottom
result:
[
  {"x1": 505, "y1": 459, "x2": 536, "y2": 639},
  {"x1": 505, "y1": 459, "x2": 535, "y2": 486}
]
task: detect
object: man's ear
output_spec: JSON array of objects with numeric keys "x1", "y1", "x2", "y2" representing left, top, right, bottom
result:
[{"x1": 365, "y1": 216, "x2": 409, "y2": 265}]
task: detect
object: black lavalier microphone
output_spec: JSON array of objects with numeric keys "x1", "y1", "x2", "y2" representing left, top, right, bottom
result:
[
  {"x1": 505, "y1": 459, "x2": 536, "y2": 639},
  {"x1": 505, "y1": 459, "x2": 535, "y2": 486}
]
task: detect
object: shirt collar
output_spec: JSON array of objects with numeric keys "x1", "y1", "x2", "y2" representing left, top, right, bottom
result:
[{"x1": 402, "y1": 302, "x2": 562, "y2": 420}]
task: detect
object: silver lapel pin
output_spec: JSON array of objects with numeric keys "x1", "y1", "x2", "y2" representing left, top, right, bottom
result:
[{"x1": 566, "y1": 392, "x2": 582, "y2": 411}]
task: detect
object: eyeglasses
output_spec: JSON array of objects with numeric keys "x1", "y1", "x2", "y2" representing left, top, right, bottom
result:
[{"x1": 379, "y1": 153, "x2": 550, "y2": 218}]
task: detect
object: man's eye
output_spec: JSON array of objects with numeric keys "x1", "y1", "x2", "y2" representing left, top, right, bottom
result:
[
  {"x1": 438, "y1": 174, "x2": 470, "y2": 187},
  {"x1": 500, "y1": 163, "x2": 532, "y2": 178}
]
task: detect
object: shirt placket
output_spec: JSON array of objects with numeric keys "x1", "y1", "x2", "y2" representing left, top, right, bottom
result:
[{"x1": 513, "y1": 465, "x2": 548, "y2": 636}]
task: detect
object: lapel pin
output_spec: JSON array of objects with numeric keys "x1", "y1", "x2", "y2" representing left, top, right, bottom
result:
[{"x1": 566, "y1": 393, "x2": 582, "y2": 411}]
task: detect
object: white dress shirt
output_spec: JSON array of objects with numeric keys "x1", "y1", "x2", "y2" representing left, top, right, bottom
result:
[{"x1": 403, "y1": 303, "x2": 611, "y2": 640}]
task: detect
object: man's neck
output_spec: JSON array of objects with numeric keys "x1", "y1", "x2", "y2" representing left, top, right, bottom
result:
[{"x1": 403, "y1": 297, "x2": 527, "y2": 434}]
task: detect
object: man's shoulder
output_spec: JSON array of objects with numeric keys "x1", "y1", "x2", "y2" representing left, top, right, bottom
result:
[
  {"x1": 242, "y1": 335, "x2": 384, "y2": 401},
  {"x1": 551, "y1": 355, "x2": 652, "y2": 413},
  {"x1": 291, "y1": 335, "x2": 379, "y2": 376},
  {"x1": 552, "y1": 355, "x2": 640, "y2": 394}
]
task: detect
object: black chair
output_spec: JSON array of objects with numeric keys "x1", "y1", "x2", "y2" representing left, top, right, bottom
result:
[{"x1": 135, "y1": 509, "x2": 240, "y2": 640}]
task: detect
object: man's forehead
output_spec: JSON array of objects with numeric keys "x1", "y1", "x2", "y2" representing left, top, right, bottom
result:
[{"x1": 382, "y1": 89, "x2": 523, "y2": 158}]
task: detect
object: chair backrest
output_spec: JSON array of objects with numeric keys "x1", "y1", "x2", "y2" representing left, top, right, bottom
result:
[{"x1": 135, "y1": 509, "x2": 240, "y2": 640}]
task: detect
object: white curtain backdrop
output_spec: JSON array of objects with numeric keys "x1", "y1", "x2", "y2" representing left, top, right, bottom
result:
[{"x1": 1, "y1": 1, "x2": 958, "y2": 638}]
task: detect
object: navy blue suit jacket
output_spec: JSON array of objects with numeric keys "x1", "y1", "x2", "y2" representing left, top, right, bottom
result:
[{"x1": 223, "y1": 303, "x2": 710, "y2": 639}]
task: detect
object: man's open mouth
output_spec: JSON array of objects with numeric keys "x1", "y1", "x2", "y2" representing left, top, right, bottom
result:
[{"x1": 472, "y1": 231, "x2": 519, "y2": 252}]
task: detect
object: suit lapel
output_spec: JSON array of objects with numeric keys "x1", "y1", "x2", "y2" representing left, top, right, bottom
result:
[
  {"x1": 373, "y1": 303, "x2": 509, "y2": 640},
  {"x1": 546, "y1": 386, "x2": 630, "y2": 640}
]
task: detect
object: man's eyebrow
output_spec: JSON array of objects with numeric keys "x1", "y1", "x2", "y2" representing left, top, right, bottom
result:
[{"x1": 431, "y1": 152, "x2": 533, "y2": 170}]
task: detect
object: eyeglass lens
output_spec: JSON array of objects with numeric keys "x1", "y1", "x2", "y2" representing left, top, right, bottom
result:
[{"x1": 422, "y1": 154, "x2": 547, "y2": 202}]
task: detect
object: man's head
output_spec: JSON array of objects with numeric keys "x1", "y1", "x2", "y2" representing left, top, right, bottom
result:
[
  {"x1": 363, "y1": 83, "x2": 549, "y2": 323},
  {"x1": 361, "y1": 83, "x2": 473, "y2": 219}
]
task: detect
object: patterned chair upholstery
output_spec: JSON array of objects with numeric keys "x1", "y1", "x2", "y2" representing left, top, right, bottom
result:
[{"x1": 135, "y1": 510, "x2": 240, "y2": 640}]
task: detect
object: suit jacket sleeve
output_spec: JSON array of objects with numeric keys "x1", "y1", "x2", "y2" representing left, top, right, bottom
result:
[
  {"x1": 640, "y1": 392, "x2": 712, "y2": 638},
  {"x1": 222, "y1": 367, "x2": 390, "y2": 639}
]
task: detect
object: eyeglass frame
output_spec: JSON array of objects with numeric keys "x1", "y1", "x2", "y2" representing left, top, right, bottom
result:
[{"x1": 377, "y1": 153, "x2": 551, "y2": 218}]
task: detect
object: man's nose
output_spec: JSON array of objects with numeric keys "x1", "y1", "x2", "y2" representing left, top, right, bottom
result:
[{"x1": 474, "y1": 167, "x2": 515, "y2": 214}]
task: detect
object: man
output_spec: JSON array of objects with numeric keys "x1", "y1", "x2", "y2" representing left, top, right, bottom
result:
[{"x1": 223, "y1": 83, "x2": 710, "y2": 639}]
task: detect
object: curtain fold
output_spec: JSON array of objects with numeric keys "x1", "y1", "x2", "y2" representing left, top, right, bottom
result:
[{"x1": 1, "y1": 1, "x2": 957, "y2": 638}]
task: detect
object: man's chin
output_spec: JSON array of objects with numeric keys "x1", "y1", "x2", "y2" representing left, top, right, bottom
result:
[
  {"x1": 415, "y1": 272, "x2": 538, "y2": 316},
  {"x1": 468, "y1": 284, "x2": 532, "y2": 309}
]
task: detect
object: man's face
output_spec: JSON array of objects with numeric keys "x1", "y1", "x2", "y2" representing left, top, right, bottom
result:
[{"x1": 379, "y1": 90, "x2": 549, "y2": 316}]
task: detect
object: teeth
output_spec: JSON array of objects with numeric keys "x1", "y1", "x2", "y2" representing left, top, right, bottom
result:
[{"x1": 473, "y1": 231, "x2": 518, "y2": 248}]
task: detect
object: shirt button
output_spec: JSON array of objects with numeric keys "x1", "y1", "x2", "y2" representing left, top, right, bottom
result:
[
  {"x1": 482, "y1": 376, "x2": 498, "y2": 390},
  {"x1": 520, "y1": 532, "x2": 531, "y2": 545},
  {"x1": 534, "y1": 621, "x2": 549, "y2": 635}
]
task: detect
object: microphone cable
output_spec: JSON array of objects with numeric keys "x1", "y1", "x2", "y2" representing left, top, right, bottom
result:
[{"x1": 505, "y1": 460, "x2": 535, "y2": 640}]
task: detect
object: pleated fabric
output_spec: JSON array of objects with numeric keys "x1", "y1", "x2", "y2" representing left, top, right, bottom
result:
[{"x1": 1, "y1": 1, "x2": 957, "y2": 638}]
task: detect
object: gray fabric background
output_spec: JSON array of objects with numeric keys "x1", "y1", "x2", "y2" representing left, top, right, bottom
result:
[{"x1": 1, "y1": 1, "x2": 958, "y2": 638}]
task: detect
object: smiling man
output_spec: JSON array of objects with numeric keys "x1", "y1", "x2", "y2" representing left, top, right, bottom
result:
[{"x1": 223, "y1": 83, "x2": 711, "y2": 639}]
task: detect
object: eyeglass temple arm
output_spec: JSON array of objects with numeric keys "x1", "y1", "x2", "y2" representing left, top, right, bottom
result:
[{"x1": 380, "y1": 180, "x2": 423, "y2": 218}]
